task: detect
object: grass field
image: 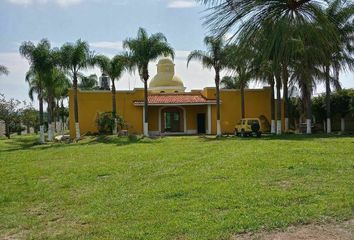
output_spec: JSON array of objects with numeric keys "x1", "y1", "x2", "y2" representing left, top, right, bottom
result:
[{"x1": 0, "y1": 134, "x2": 353, "y2": 239}]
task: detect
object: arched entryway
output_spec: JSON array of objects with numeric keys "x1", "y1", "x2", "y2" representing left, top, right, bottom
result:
[{"x1": 160, "y1": 107, "x2": 185, "y2": 133}]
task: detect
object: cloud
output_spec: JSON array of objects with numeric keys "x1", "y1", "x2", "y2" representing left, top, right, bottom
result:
[
  {"x1": 6, "y1": 0, "x2": 84, "y2": 7},
  {"x1": 90, "y1": 41, "x2": 123, "y2": 51},
  {"x1": 167, "y1": 0, "x2": 197, "y2": 8}
]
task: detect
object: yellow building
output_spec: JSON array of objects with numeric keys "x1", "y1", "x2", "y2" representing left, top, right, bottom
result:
[{"x1": 69, "y1": 58, "x2": 273, "y2": 137}]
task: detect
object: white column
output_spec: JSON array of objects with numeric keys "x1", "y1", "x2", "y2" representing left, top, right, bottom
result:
[
  {"x1": 113, "y1": 118, "x2": 118, "y2": 135},
  {"x1": 39, "y1": 125, "x2": 45, "y2": 143},
  {"x1": 271, "y1": 120, "x2": 276, "y2": 134},
  {"x1": 306, "y1": 119, "x2": 312, "y2": 134},
  {"x1": 327, "y1": 118, "x2": 331, "y2": 133},
  {"x1": 207, "y1": 105, "x2": 211, "y2": 134},
  {"x1": 143, "y1": 107, "x2": 148, "y2": 136},
  {"x1": 216, "y1": 120, "x2": 221, "y2": 136},
  {"x1": 75, "y1": 122, "x2": 80, "y2": 140},
  {"x1": 341, "y1": 118, "x2": 345, "y2": 132},
  {"x1": 48, "y1": 123, "x2": 53, "y2": 141},
  {"x1": 276, "y1": 120, "x2": 282, "y2": 135},
  {"x1": 183, "y1": 107, "x2": 187, "y2": 134}
]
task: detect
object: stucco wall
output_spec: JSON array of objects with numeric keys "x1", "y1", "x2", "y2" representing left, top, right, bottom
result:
[
  {"x1": 69, "y1": 89, "x2": 144, "y2": 137},
  {"x1": 204, "y1": 87, "x2": 274, "y2": 134},
  {"x1": 69, "y1": 87, "x2": 275, "y2": 137}
]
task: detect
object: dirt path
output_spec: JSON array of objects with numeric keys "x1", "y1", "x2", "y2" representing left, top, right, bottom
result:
[{"x1": 233, "y1": 219, "x2": 354, "y2": 240}]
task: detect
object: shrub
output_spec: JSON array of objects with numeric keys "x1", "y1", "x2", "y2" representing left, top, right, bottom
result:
[{"x1": 96, "y1": 112, "x2": 125, "y2": 134}]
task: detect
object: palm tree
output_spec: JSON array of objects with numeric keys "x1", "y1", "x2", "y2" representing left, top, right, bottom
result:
[
  {"x1": 25, "y1": 68, "x2": 46, "y2": 142},
  {"x1": 221, "y1": 76, "x2": 248, "y2": 89},
  {"x1": 20, "y1": 39, "x2": 53, "y2": 143},
  {"x1": 53, "y1": 74, "x2": 71, "y2": 135},
  {"x1": 187, "y1": 36, "x2": 228, "y2": 136},
  {"x1": 0, "y1": 65, "x2": 9, "y2": 76},
  {"x1": 224, "y1": 44, "x2": 254, "y2": 119},
  {"x1": 92, "y1": 55, "x2": 128, "y2": 135},
  {"x1": 78, "y1": 74, "x2": 98, "y2": 90},
  {"x1": 123, "y1": 28, "x2": 174, "y2": 136},
  {"x1": 45, "y1": 68, "x2": 68, "y2": 141},
  {"x1": 323, "y1": 0, "x2": 354, "y2": 133},
  {"x1": 59, "y1": 39, "x2": 92, "y2": 140},
  {"x1": 200, "y1": 0, "x2": 339, "y2": 134},
  {"x1": 289, "y1": 27, "x2": 325, "y2": 134}
]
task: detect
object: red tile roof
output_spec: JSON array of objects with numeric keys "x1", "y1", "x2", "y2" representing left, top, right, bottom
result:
[{"x1": 134, "y1": 94, "x2": 216, "y2": 105}]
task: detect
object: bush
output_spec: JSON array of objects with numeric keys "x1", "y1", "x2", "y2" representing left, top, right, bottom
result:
[{"x1": 96, "y1": 112, "x2": 125, "y2": 134}]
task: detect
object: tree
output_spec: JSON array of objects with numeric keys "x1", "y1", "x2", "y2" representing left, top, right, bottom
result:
[
  {"x1": 45, "y1": 68, "x2": 69, "y2": 141},
  {"x1": 0, "y1": 65, "x2": 9, "y2": 76},
  {"x1": 53, "y1": 74, "x2": 71, "y2": 135},
  {"x1": 322, "y1": 0, "x2": 354, "y2": 133},
  {"x1": 21, "y1": 104, "x2": 39, "y2": 134},
  {"x1": 59, "y1": 39, "x2": 92, "y2": 140},
  {"x1": 332, "y1": 90, "x2": 352, "y2": 132},
  {"x1": 199, "y1": 0, "x2": 339, "y2": 134},
  {"x1": 187, "y1": 36, "x2": 228, "y2": 136},
  {"x1": 221, "y1": 76, "x2": 248, "y2": 90},
  {"x1": 312, "y1": 95, "x2": 326, "y2": 130},
  {"x1": 92, "y1": 55, "x2": 128, "y2": 135},
  {"x1": 20, "y1": 39, "x2": 53, "y2": 143},
  {"x1": 78, "y1": 74, "x2": 98, "y2": 90},
  {"x1": 0, "y1": 94, "x2": 21, "y2": 139},
  {"x1": 224, "y1": 44, "x2": 253, "y2": 119},
  {"x1": 289, "y1": 27, "x2": 324, "y2": 134},
  {"x1": 123, "y1": 28, "x2": 174, "y2": 136}
]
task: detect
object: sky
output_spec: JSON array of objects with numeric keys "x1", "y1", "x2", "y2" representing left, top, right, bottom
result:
[{"x1": 0, "y1": 0, "x2": 353, "y2": 107}]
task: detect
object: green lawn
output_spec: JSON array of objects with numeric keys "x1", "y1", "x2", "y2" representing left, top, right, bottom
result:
[{"x1": 0, "y1": 134, "x2": 353, "y2": 239}]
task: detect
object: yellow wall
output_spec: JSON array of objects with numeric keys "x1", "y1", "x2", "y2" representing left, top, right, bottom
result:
[
  {"x1": 203, "y1": 87, "x2": 275, "y2": 134},
  {"x1": 69, "y1": 89, "x2": 144, "y2": 137},
  {"x1": 69, "y1": 87, "x2": 278, "y2": 136}
]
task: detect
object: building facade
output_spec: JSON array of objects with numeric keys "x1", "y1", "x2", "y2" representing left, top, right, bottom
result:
[{"x1": 69, "y1": 58, "x2": 273, "y2": 137}]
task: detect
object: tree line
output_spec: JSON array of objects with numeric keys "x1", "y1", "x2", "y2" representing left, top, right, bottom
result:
[
  {"x1": 0, "y1": 94, "x2": 69, "y2": 138},
  {"x1": 16, "y1": 28, "x2": 174, "y2": 143},
  {"x1": 198, "y1": 0, "x2": 354, "y2": 135}
]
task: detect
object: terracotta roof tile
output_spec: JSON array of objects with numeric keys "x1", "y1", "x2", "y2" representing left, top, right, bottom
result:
[{"x1": 134, "y1": 94, "x2": 216, "y2": 105}]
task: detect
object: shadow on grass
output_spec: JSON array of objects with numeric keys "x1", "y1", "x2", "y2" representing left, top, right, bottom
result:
[
  {"x1": 1, "y1": 134, "x2": 161, "y2": 152},
  {"x1": 199, "y1": 133, "x2": 354, "y2": 142},
  {"x1": 1, "y1": 133, "x2": 352, "y2": 152},
  {"x1": 82, "y1": 135, "x2": 161, "y2": 147}
]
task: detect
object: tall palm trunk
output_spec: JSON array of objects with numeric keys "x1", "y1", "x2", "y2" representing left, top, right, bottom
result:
[
  {"x1": 55, "y1": 100, "x2": 60, "y2": 134},
  {"x1": 325, "y1": 65, "x2": 331, "y2": 133},
  {"x1": 240, "y1": 81, "x2": 245, "y2": 119},
  {"x1": 111, "y1": 80, "x2": 118, "y2": 135},
  {"x1": 282, "y1": 66, "x2": 289, "y2": 132},
  {"x1": 39, "y1": 90, "x2": 45, "y2": 143},
  {"x1": 305, "y1": 88, "x2": 312, "y2": 134},
  {"x1": 270, "y1": 76, "x2": 276, "y2": 134},
  {"x1": 61, "y1": 99, "x2": 65, "y2": 135},
  {"x1": 73, "y1": 72, "x2": 80, "y2": 140},
  {"x1": 143, "y1": 67, "x2": 149, "y2": 137},
  {"x1": 215, "y1": 68, "x2": 221, "y2": 136},
  {"x1": 47, "y1": 93, "x2": 54, "y2": 141},
  {"x1": 275, "y1": 73, "x2": 282, "y2": 135}
]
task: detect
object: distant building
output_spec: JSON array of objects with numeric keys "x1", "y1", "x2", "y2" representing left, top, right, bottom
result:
[
  {"x1": 99, "y1": 74, "x2": 110, "y2": 90},
  {"x1": 69, "y1": 58, "x2": 273, "y2": 136}
]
